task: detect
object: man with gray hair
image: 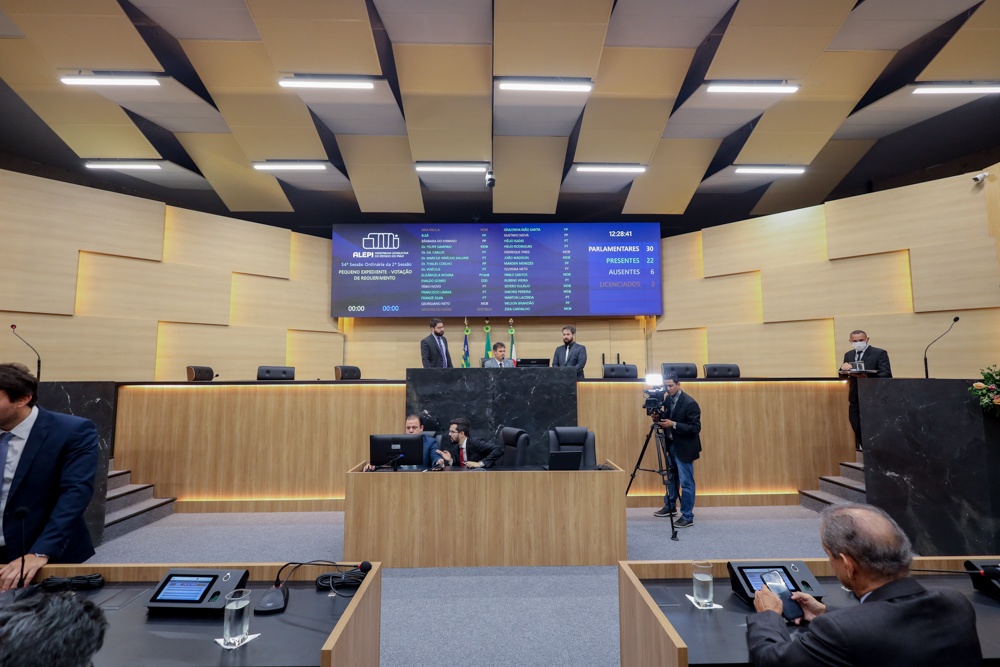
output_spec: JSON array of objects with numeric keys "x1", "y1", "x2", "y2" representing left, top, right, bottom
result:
[
  {"x1": 0, "y1": 591, "x2": 108, "y2": 667},
  {"x1": 747, "y1": 503, "x2": 982, "y2": 666}
]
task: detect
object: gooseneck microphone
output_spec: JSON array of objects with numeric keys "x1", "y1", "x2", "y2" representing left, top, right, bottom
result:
[
  {"x1": 14, "y1": 507, "x2": 28, "y2": 589},
  {"x1": 912, "y1": 566, "x2": 1000, "y2": 580},
  {"x1": 923, "y1": 316, "x2": 959, "y2": 379},
  {"x1": 10, "y1": 325, "x2": 42, "y2": 381}
]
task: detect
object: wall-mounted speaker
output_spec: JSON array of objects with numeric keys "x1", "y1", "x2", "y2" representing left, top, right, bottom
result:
[
  {"x1": 257, "y1": 366, "x2": 295, "y2": 381},
  {"x1": 186, "y1": 366, "x2": 215, "y2": 382}
]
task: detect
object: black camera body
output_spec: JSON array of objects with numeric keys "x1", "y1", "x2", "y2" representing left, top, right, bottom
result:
[{"x1": 643, "y1": 386, "x2": 667, "y2": 418}]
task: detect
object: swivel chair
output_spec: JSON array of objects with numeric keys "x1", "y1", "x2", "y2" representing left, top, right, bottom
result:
[
  {"x1": 500, "y1": 427, "x2": 530, "y2": 468},
  {"x1": 704, "y1": 363, "x2": 740, "y2": 379},
  {"x1": 546, "y1": 426, "x2": 597, "y2": 470},
  {"x1": 661, "y1": 363, "x2": 697, "y2": 379}
]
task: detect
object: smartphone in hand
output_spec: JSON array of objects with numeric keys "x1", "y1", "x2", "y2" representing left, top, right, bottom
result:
[{"x1": 761, "y1": 570, "x2": 804, "y2": 622}]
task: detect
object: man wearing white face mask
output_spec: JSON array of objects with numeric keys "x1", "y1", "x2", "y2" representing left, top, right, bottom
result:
[{"x1": 839, "y1": 330, "x2": 891, "y2": 449}]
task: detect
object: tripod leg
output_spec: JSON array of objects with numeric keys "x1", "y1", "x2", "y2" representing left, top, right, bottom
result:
[
  {"x1": 654, "y1": 430, "x2": 679, "y2": 540},
  {"x1": 626, "y1": 423, "x2": 657, "y2": 496}
]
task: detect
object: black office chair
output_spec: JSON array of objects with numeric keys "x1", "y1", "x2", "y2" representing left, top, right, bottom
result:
[
  {"x1": 661, "y1": 363, "x2": 697, "y2": 379},
  {"x1": 334, "y1": 365, "x2": 361, "y2": 380},
  {"x1": 257, "y1": 365, "x2": 295, "y2": 380},
  {"x1": 602, "y1": 363, "x2": 638, "y2": 379},
  {"x1": 186, "y1": 365, "x2": 215, "y2": 382},
  {"x1": 480, "y1": 357, "x2": 490, "y2": 367},
  {"x1": 547, "y1": 426, "x2": 597, "y2": 470},
  {"x1": 500, "y1": 427, "x2": 529, "y2": 468},
  {"x1": 704, "y1": 363, "x2": 740, "y2": 378}
]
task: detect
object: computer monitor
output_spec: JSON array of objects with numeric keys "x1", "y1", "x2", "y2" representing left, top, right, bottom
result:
[
  {"x1": 369, "y1": 434, "x2": 425, "y2": 471},
  {"x1": 516, "y1": 358, "x2": 550, "y2": 367}
]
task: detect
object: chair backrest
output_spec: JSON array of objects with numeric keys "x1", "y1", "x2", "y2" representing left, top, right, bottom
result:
[
  {"x1": 602, "y1": 363, "x2": 637, "y2": 379},
  {"x1": 186, "y1": 365, "x2": 214, "y2": 382},
  {"x1": 334, "y1": 365, "x2": 361, "y2": 380},
  {"x1": 547, "y1": 426, "x2": 597, "y2": 469},
  {"x1": 480, "y1": 357, "x2": 490, "y2": 367},
  {"x1": 500, "y1": 427, "x2": 529, "y2": 467},
  {"x1": 661, "y1": 363, "x2": 697, "y2": 379},
  {"x1": 704, "y1": 363, "x2": 740, "y2": 378},
  {"x1": 257, "y1": 365, "x2": 295, "y2": 381}
]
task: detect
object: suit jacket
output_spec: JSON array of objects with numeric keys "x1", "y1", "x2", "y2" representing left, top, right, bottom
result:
[
  {"x1": 420, "y1": 333, "x2": 453, "y2": 368},
  {"x1": 447, "y1": 437, "x2": 502, "y2": 469},
  {"x1": 552, "y1": 342, "x2": 587, "y2": 379},
  {"x1": 747, "y1": 577, "x2": 982, "y2": 667},
  {"x1": 483, "y1": 358, "x2": 514, "y2": 368},
  {"x1": 2, "y1": 408, "x2": 99, "y2": 563},
  {"x1": 663, "y1": 391, "x2": 701, "y2": 463},
  {"x1": 841, "y1": 345, "x2": 891, "y2": 404}
]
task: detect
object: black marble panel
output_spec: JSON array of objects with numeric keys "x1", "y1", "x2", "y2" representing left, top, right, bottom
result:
[
  {"x1": 405, "y1": 368, "x2": 578, "y2": 465},
  {"x1": 861, "y1": 379, "x2": 1000, "y2": 556},
  {"x1": 37, "y1": 381, "x2": 114, "y2": 547}
]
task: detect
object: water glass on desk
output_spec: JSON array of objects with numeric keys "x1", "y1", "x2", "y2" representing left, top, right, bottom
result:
[
  {"x1": 223, "y1": 589, "x2": 252, "y2": 648},
  {"x1": 693, "y1": 561, "x2": 713, "y2": 608}
]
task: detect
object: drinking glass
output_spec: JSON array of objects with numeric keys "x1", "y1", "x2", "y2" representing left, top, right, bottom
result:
[
  {"x1": 692, "y1": 561, "x2": 713, "y2": 608},
  {"x1": 223, "y1": 589, "x2": 252, "y2": 648}
]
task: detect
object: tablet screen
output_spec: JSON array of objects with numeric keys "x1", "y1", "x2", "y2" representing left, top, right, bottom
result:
[
  {"x1": 739, "y1": 566, "x2": 797, "y2": 592},
  {"x1": 151, "y1": 574, "x2": 218, "y2": 603}
]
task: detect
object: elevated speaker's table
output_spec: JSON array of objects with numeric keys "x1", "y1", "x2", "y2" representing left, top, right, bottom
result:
[{"x1": 344, "y1": 462, "x2": 626, "y2": 567}]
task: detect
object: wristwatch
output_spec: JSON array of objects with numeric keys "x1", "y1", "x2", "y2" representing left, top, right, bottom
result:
[{"x1": 33, "y1": 553, "x2": 48, "y2": 559}]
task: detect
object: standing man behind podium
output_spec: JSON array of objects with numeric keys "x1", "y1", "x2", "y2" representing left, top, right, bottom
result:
[
  {"x1": 0, "y1": 363, "x2": 99, "y2": 591},
  {"x1": 552, "y1": 325, "x2": 587, "y2": 379},
  {"x1": 420, "y1": 318, "x2": 453, "y2": 369},
  {"x1": 839, "y1": 330, "x2": 891, "y2": 450}
]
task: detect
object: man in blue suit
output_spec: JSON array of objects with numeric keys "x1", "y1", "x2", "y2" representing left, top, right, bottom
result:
[
  {"x1": 0, "y1": 363, "x2": 99, "y2": 591},
  {"x1": 364, "y1": 414, "x2": 445, "y2": 471}
]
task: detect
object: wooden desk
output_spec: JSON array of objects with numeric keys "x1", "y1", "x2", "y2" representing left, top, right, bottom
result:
[
  {"x1": 37, "y1": 562, "x2": 381, "y2": 667},
  {"x1": 344, "y1": 462, "x2": 626, "y2": 567}
]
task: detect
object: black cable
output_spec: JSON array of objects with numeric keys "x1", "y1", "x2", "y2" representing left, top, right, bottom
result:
[
  {"x1": 39, "y1": 573, "x2": 105, "y2": 592},
  {"x1": 270, "y1": 560, "x2": 368, "y2": 599}
]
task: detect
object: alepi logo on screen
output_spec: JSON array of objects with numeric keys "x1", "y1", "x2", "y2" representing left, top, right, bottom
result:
[{"x1": 354, "y1": 232, "x2": 400, "y2": 257}]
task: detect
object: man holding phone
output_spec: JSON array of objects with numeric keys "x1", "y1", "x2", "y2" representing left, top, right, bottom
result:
[{"x1": 746, "y1": 504, "x2": 982, "y2": 666}]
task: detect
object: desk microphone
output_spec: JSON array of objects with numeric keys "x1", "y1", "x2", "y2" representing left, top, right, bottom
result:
[
  {"x1": 912, "y1": 566, "x2": 1000, "y2": 580},
  {"x1": 923, "y1": 316, "x2": 959, "y2": 379},
  {"x1": 10, "y1": 325, "x2": 42, "y2": 381}
]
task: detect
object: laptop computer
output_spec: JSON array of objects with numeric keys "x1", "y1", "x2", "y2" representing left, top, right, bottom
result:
[
  {"x1": 543, "y1": 450, "x2": 582, "y2": 471},
  {"x1": 515, "y1": 358, "x2": 550, "y2": 367}
]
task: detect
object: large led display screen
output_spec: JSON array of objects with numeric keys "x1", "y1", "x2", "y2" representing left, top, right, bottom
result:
[{"x1": 331, "y1": 223, "x2": 662, "y2": 318}]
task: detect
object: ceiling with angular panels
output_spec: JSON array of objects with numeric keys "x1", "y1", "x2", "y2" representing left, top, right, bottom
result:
[{"x1": 0, "y1": 0, "x2": 998, "y2": 238}]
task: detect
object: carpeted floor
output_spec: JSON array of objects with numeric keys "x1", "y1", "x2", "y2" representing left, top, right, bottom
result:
[{"x1": 89, "y1": 505, "x2": 825, "y2": 666}]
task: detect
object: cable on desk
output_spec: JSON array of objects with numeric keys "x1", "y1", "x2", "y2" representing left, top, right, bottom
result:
[{"x1": 39, "y1": 573, "x2": 105, "y2": 592}]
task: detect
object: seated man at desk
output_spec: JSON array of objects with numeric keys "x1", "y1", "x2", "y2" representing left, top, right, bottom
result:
[
  {"x1": 747, "y1": 503, "x2": 982, "y2": 667},
  {"x1": 0, "y1": 591, "x2": 108, "y2": 667},
  {"x1": 438, "y1": 417, "x2": 502, "y2": 469},
  {"x1": 364, "y1": 414, "x2": 444, "y2": 471}
]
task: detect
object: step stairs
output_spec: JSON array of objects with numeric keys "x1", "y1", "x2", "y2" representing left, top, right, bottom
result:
[
  {"x1": 102, "y1": 464, "x2": 175, "y2": 543},
  {"x1": 799, "y1": 450, "x2": 867, "y2": 512}
]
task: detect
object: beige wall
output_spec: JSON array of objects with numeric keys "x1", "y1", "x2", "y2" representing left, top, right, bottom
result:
[{"x1": 2, "y1": 165, "x2": 999, "y2": 381}]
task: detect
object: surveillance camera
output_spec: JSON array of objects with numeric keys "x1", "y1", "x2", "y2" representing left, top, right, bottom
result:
[
  {"x1": 973, "y1": 172, "x2": 989, "y2": 183},
  {"x1": 485, "y1": 170, "x2": 496, "y2": 188}
]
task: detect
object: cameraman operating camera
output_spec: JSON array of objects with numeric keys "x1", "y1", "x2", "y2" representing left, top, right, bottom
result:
[{"x1": 651, "y1": 374, "x2": 702, "y2": 528}]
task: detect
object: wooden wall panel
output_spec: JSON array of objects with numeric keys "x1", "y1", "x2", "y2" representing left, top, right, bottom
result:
[
  {"x1": 0, "y1": 313, "x2": 156, "y2": 381},
  {"x1": 287, "y1": 330, "x2": 346, "y2": 380},
  {"x1": 154, "y1": 322, "x2": 287, "y2": 381},
  {"x1": 76, "y1": 252, "x2": 231, "y2": 325},
  {"x1": 825, "y1": 174, "x2": 989, "y2": 259},
  {"x1": 660, "y1": 273, "x2": 762, "y2": 330},
  {"x1": 649, "y1": 328, "x2": 708, "y2": 377},
  {"x1": 702, "y1": 206, "x2": 827, "y2": 278},
  {"x1": 833, "y1": 309, "x2": 1000, "y2": 379},
  {"x1": 761, "y1": 251, "x2": 913, "y2": 323},
  {"x1": 661, "y1": 232, "x2": 703, "y2": 282},
  {"x1": 707, "y1": 320, "x2": 836, "y2": 378},
  {"x1": 910, "y1": 238, "x2": 1000, "y2": 313},
  {"x1": 230, "y1": 273, "x2": 337, "y2": 332},
  {"x1": 164, "y1": 206, "x2": 290, "y2": 279}
]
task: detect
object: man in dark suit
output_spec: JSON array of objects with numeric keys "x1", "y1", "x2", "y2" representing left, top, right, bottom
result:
[
  {"x1": 0, "y1": 363, "x2": 99, "y2": 591},
  {"x1": 747, "y1": 503, "x2": 982, "y2": 667},
  {"x1": 652, "y1": 374, "x2": 701, "y2": 528},
  {"x1": 363, "y1": 414, "x2": 446, "y2": 471},
  {"x1": 420, "y1": 318, "x2": 453, "y2": 369},
  {"x1": 551, "y1": 325, "x2": 587, "y2": 379},
  {"x1": 839, "y1": 330, "x2": 891, "y2": 449},
  {"x1": 483, "y1": 342, "x2": 514, "y2": 368},
  {"x1": 439, "y1": 417, "x2": 501, "y2": 469}
]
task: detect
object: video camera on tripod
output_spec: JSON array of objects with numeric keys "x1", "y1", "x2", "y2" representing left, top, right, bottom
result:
[{"x1": 643, "y1": 384, "x2": 668, "y2": 419}]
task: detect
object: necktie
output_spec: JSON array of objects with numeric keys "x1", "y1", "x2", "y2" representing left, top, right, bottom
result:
[
  {"x1": 459, "y1": 444, "x2": 466, "y2": 466},
  {"x1": 437, "y1": 336, "x2": 447, "y2": 367},
  {"x1": 0, "y1": 431, "x2": 12, "y2": 497},
  {"x1": 565, "y1": 345, "x2": 570, "y2": 365}
]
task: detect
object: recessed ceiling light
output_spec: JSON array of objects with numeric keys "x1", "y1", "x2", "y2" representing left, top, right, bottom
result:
[
  {"x1": 415, "y1": 163, "x2": 489, "y2": 173},
  {"x1": 497, "y1": 79, "x2": 593, "y2": 93},
  {"x1": 575, "y1": 165, "x2": 647, "y2": 174},
  {"x1": 85, "y1": 162, "x2": 162, "y2": 170},
  {"x1": 735, "y1": 166, "x2": 806, "y2": 175},
  {"x1": 62, "y1": 75, "x2": 161, "y2": 87},
  {"x1": 252, "y1": 162, "x2": 328, "y2": 171},
  {"x1": 912, "y1": 85, "x2": 1000, "y2": 95},
  {"x1": 278, "y1": 78, "x2": 376, "y2": 90},
  {"x1": 707, "y1": 83, "x2": 798, "y2": 94}
]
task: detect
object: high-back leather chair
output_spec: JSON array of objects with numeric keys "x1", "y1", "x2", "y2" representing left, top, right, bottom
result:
[
  {"x1": 661, "y1": 363, "x2": 697, "y2": 379},
  {"x1": 704, "y1": 363, "x2": 740, "y2": 378},
  {"x1": 257, "y1": 365, "x2": 295, "y2": 380},
  {"x1": 602, "y1": 363, "x2": 638, "y2": 379},
  {"x1": 500, "y1": 427, "x2": 530, "y2": 467},
  {"x1": 334, "y1": 365, "x2": 361, "y2": 380},
  {"x1": 547, "y1": 426, "x2": 597, "y2": 470}
]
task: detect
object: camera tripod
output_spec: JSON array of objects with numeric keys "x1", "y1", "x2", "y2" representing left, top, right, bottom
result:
[{"x1": 627, "y1": 422, "x2": 679, "y2": 541}]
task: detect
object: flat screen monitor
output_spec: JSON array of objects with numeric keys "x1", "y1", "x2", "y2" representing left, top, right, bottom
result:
[
  {"x1": 369, "y1": 433, "x2": 425, "y2": 470},
  {"x1": 516, "y1": 358, "x2": 550, "y2": 367}
]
